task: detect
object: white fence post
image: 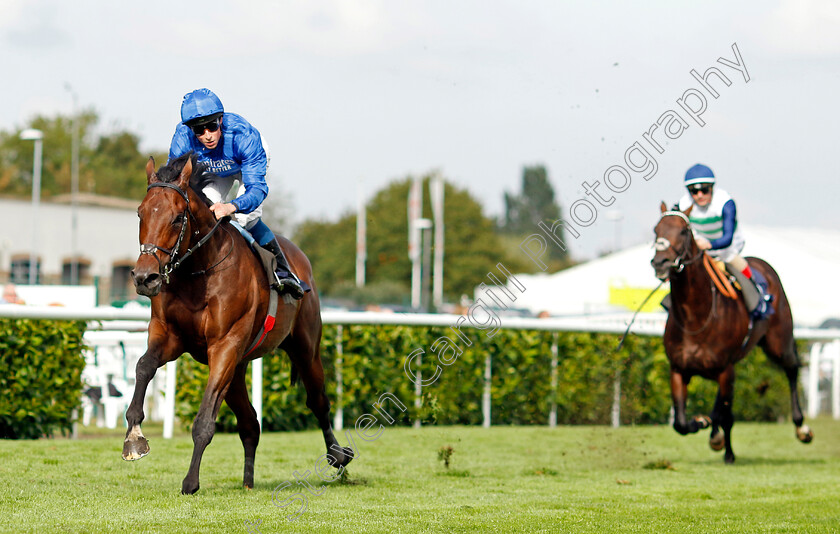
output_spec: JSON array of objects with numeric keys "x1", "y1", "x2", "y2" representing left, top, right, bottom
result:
[
  {"x1": 611, "y1": 369, "x2": 621, "y2": 428},
  {"x1": 807, "y1": 342, "x2": 822, "y2": 419},
  {"x1": 482, "y1": 354, "x2": 492, "y2": 428},
  {"x1": 831, "y1": 340, "x2": 840, "y2": 420},
  {"x1": 549, "y1": 332, "x2": 558, "y2": 428},
  {"x1": 163, "y1": 359, "x2": 177, "y2": 439},
  {"x1": 333, "y1": 325, "x2": 344, "y2": 431},
  {"x1": 413, "y1": 349, "x2": 422, "y2": 429},
  {"x1": 252, "y1": 359, "x2": 263, "y2": 430}
]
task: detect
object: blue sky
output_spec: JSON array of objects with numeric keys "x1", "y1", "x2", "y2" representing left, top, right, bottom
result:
[{"x1": 2, "y1": 0, "x2": 838, "y2": 259}]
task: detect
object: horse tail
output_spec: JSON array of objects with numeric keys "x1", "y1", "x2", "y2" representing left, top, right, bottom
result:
[{"x1": 290, "y1": 364, "x2": 300, "y2": 386}]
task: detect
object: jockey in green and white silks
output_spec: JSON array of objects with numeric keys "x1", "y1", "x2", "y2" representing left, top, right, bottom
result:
[
  {"x1": 677, "y1": 185, "x2": 744, "y2": 263},
  {"x1": 676, "y1": 163, "x2": 772, "y2": 319}
]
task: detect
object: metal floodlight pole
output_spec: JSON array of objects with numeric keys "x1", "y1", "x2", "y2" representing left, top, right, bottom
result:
[
  {"x1": 356, "y1": 180, "x2": 366, "y2": 288},
  {"x1": 415, "y1": 218, "x2": 433, "y2": 310},
  {"x1": 66, "y1": 84, "x2": 80, "y2": 284},
  {"x1": 408, "y1": 177, "x2": 423, "y2": 310},
  {"x1": 20, "y1": 129, "x2": 44, "y2": 285},
  {"x1": 430, "y1": 174, "x2": 445, "y2": 311}
]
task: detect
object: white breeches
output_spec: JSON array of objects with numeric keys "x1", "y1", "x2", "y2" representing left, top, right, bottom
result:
[
  {"x1": 201, "y1": 135, "x2": 271, "y2": 230},
  {"x1": 201, "y1": 174, "x2": 262, "y2": 229},
  {"x1": 706, "y1": 234, "x2": 745, "y2": 263}
]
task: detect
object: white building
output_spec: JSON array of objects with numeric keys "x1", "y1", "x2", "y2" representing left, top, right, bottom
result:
[{"x1": 0, "y1": 195, "x2": 141, "y2": 304}]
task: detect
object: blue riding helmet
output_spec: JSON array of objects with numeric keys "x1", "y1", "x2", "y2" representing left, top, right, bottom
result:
[
  {"x1": 684, "y1": 163, "x2": 715, "y2": 187},
  {"x1": 180, "y1": 88, "x2": 224, "y2": 125}
]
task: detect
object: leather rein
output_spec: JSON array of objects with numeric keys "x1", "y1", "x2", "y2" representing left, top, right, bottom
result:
[
  {"x1": 139, "y1": 182, "x2": 231, "y2": 284},
  {"x1": 657, "y1": 210, "x2": 719, "y2": 334},
  {"x1": 655, "y1": 211, "x2": 705, "y2": 272}
]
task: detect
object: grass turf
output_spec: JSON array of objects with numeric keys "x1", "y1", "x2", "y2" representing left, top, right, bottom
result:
[{"x1": 2, "y1": 419, "x2": 839, "y2": 533}]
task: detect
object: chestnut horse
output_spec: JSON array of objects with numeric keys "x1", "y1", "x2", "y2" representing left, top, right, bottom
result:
[
  {"x1": 651, "y1": 202, "x2": 812, "y2": 463},
  {"x1": 123, "y1": 154, "x2": 353, "y2": 494}
]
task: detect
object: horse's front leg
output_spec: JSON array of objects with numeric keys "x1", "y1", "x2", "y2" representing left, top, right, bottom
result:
[
  {"x1": 670, "y1": 369, "x2": 710, "y2": 435},
  {"x1": 182, "y1": 342, "x2": 239, "y2": 495},
  {"x1": 710, "y1": 364, "x2": 736, "y2": 463},
  {"x1": 123, "y1": 327, "x2": 181, "y2": 461}
]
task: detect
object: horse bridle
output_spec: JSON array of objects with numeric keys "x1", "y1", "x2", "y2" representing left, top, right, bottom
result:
[
  {"x1": 655, "y1": 211, "x2": 704, "y2": 273},
  {"x1": 140, "y1": 182, "x2": 227, "y2": 284},
  {"x1": 656, "y1": 210, "x2": 719, "y2": 334}
]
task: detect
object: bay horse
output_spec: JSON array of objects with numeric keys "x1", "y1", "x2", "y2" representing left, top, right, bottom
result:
[
  {"x1": 123, "y1": 154, "x2": 353, "y2": 494},
  {"x1": 651, "y1": 202, "x2": 813, "y2": 463}
]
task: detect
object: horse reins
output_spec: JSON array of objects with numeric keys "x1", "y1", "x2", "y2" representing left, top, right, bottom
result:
[
  {"x1": 656, "y1": 210, "x2": 721, "y2": 335},
  {"x1": 656, "y1": 210, "x2": 705, "y2": 272},
  {"x1": 702, "y1": 254, "x2": 738, "y2": 300},
  {"x1": 140, "y1": 182, "x2": 230, "y2": 283}
]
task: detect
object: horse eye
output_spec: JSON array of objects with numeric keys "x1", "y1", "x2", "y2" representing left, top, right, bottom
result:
[{"x1": 172, "y1": 214, "x2": 184, "y2": 225}]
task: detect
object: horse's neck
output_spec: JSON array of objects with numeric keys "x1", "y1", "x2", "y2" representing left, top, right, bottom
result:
[
  {"x1": 670, "y1": 260, "x2": 714, "y2": 314},
  {"x1": 186, "y1": 197, "x2": 240, "y2": 266}
]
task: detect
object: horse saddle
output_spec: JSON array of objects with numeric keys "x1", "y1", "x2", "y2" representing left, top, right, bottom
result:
[
  {"x1": 661, "y1": 258, "x2": 774, "y2": 320},
  {"x1": 716, "y1": 260, "x2": 774, "y2": 320},
  {"x1": 251, "y1": 241, "x2": 311, "y2": 295}
]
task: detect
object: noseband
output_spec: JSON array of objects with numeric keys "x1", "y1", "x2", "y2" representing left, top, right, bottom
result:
[
  {"x1": 140, "y1": 182, "x2": 227, "y2": 284},
  {"x1": 655, "y1": 211, "x2": 703, "y2": 273}
]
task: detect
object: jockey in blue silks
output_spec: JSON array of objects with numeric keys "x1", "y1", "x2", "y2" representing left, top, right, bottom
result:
[
  {"x1": 169, "y1": 88, "x2": 303, "y2": 299},
  {"x1": 677, "y1": 163, "x2": 772, "y2": 318}
]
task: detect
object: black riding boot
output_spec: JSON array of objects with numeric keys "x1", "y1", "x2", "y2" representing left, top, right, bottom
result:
[{"x1": 262, "y1": 238, "x2": 304, "y2": 300}]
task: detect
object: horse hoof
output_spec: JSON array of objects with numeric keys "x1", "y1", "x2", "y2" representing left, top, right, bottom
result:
[
  {"x1": 709, "y1": 432, "x2": 725, "y2": 451},
  {"x1": 122, "y1": 436, "x2": 150, "y2": 461},
  {"x1": 724, "y1": 453, "x2": 736, "y2": 464},
  {"x1": 328, "y1": 446, "x2": 355, "y2": 469},
  {"x1": 693, "y1": 415, "x2": 711, "y2": 429},
  {"x1": 796, "y1": 425, "x2": 814, "y2": 444},
  {"x1": 182, "y1": 479, "x2": 200, "y2": 495}
]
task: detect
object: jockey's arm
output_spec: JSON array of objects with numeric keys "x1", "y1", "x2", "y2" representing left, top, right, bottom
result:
[
  {"x1": 229, "y1": 129, "x2": 269, "y2": 214},
  {"x1": 708, "y1": 200, "x2": 737, "y2": 250}
]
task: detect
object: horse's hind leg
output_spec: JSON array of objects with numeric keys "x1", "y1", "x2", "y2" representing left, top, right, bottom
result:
[
  {"x1": 760, "y1": 336, "x2": 813, "y2": 443},
  {"x1": 709, "y1": 365, "x2": 736, "y2": 463},
  {"x1": 224, "y1": 361, "x2": 261, "y2": 489},
  {"x1": 285, "y1": 338, "x2": 354, "y2": 470}
]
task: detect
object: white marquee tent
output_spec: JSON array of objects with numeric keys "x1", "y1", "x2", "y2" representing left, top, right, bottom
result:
[{"x1": 508, "y1": 226, "x2": 840, "y2": 328}]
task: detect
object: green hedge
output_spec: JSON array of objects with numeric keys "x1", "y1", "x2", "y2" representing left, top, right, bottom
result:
[
  {"x1": 175, "y1": 325, "x2": 798, "y2": 432},
  {"x1": 0, "y1": 319, "x2": 86, "y2": 439}
]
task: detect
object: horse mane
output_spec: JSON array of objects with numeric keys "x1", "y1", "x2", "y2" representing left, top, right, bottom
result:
[{"x1": 156, "y1": 152, "x2": 212, "y2": 206}]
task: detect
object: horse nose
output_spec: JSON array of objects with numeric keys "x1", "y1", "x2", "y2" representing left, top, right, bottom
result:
[{"x1": 132, "y1": 268, "x2": 162, "y2": 296}]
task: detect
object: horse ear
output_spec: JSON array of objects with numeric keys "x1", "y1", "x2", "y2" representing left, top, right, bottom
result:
[
  {"x1": 660, "y1": 201, "x2": 667, "y2": 213},
  {"x1": 177, "y1": 158, "x2": 193, "y2": 190},
  {"x1": 683, "y1": 205, "x2": 693, "y2": 217},
  {"x1": 146, "y1": 157, "x2": 158, "y2": 185}
]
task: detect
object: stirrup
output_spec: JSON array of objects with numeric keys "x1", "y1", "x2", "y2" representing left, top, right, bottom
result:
[{"x1": 273, "y1": 272, "x2": 304, "y2": 300}]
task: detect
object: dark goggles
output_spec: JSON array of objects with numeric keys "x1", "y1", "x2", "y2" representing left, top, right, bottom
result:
[
  {"x1": 688, "y1": 184, "x2": 712, "y2": 195},
  {"x1": 190, "y1": 118, "x2": 220, "y2": 136}
]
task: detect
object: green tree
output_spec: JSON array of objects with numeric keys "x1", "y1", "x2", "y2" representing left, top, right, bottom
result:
[
  {"x1": 0, "y1": 110, "x2": 167, "y2": 201},
  {"x1": 294, "y1": 173, "x2": 510, "y2": 304},
  {"x1": 500, "y1": 165, "x2": 569, "y2": 269},
  {"x1": 294, "y1": 215, "x2": 356, "y2": 297}
]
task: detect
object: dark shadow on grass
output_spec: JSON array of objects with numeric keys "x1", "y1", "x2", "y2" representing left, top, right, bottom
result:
[
  {"x1": 436, "y1": 469, "x2": 471, "y2": 478},
  {"x1": 693, "y1": 456, "x2": 827, "y2": 467},
  {"x1": 253, "y1": 469, "x2": 369, "y2": 492}
]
